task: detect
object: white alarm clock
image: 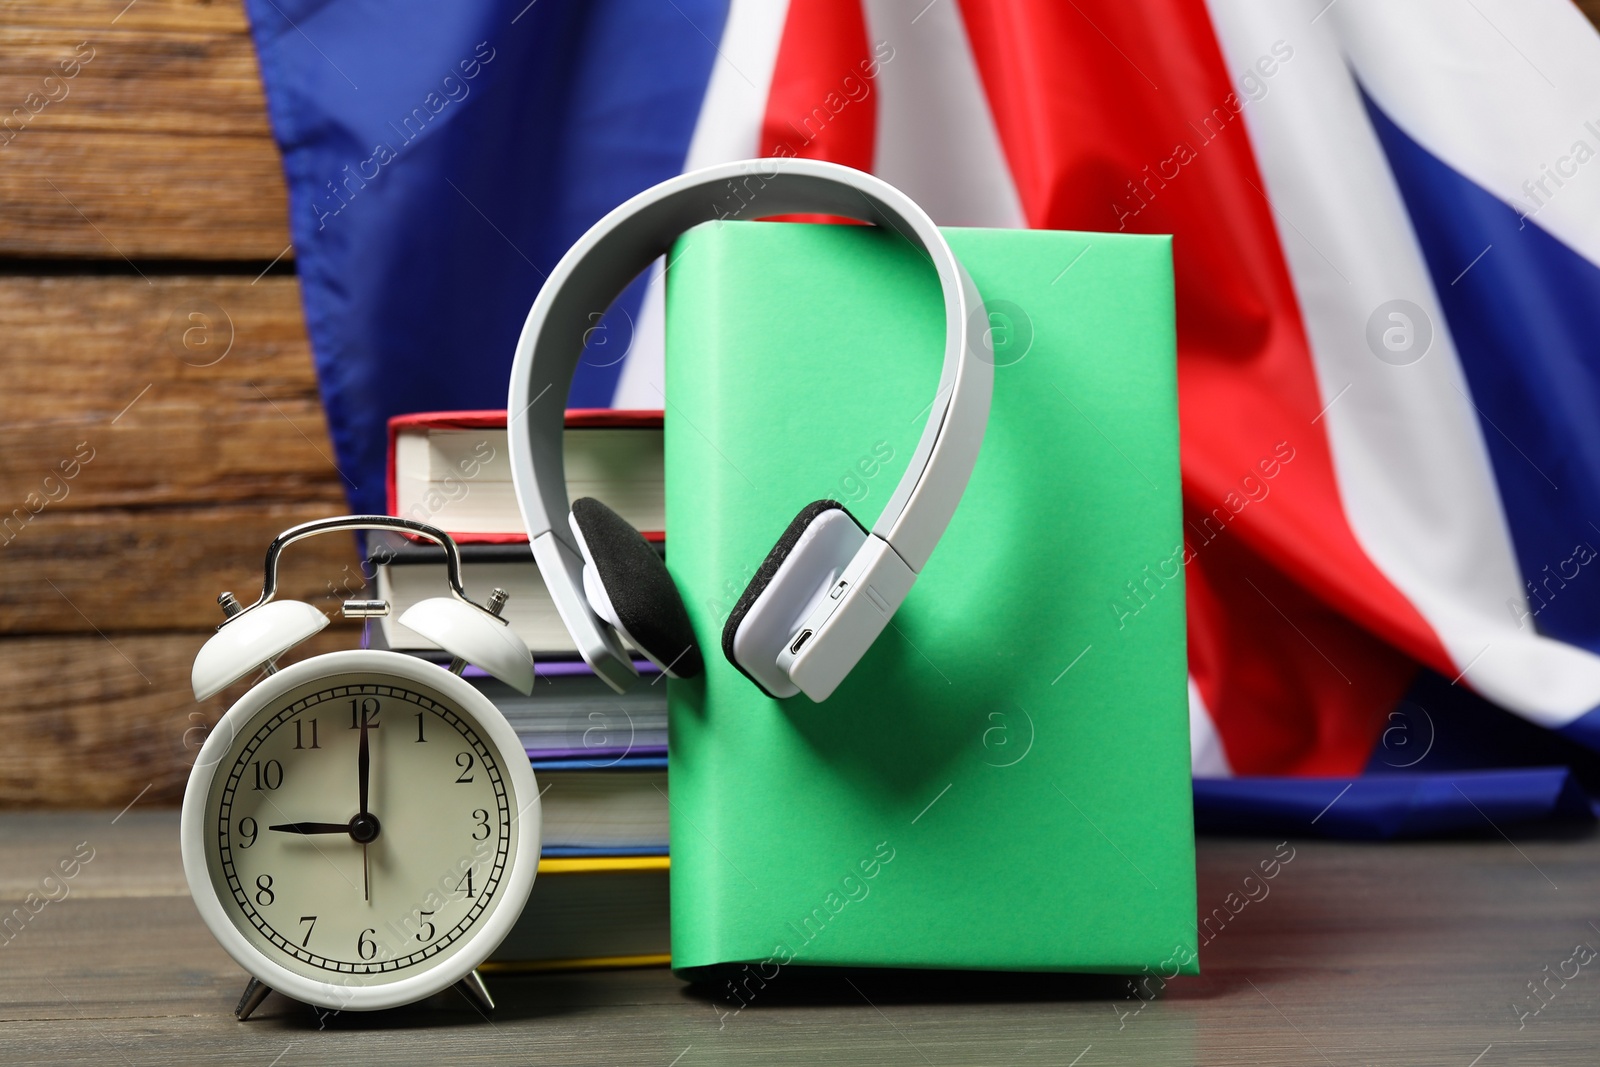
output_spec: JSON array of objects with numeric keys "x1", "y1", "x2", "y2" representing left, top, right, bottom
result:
[{"x1": 181, "y1": 516, "x2": 541, "y2": 1018}]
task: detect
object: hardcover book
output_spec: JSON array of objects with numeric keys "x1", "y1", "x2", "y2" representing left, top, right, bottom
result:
[
  {"x1": 663, "y1": 221, "x2": 1197, "y2": 975},
  {"x1": 364, "y1": 530, "x2": 663, "y2": 658},
  {"x1": 387, "y1": 409, "x2": 663, "y2": 543},
  {"x1": 487, "y1": 855, "x2": 669, "y2": 970}
]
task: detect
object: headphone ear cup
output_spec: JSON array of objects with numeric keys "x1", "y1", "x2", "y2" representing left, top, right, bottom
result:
[
  {"x1": 192, "y1": 599, "x2": 330, "y2": 701},
  {"x1": 721, "y1": 500, "x2": 865, "y2": 698},
  {"x1": 570, "y1": 498, "x2": 703, "y2": 678}
]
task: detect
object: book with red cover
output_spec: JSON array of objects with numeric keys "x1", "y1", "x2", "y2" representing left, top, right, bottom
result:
[{"x1": 386, "y1": 409, "x2": 663, "y2": 544}]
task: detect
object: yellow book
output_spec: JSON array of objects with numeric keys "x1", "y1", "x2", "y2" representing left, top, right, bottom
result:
[{"x1": 485, "y1": 854, "x2": 669, "y2": 971}]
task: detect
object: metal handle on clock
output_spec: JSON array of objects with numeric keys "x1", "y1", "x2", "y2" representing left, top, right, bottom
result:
[{"x1": 217, "y1": 515, "x2": 508, "y2": 629}]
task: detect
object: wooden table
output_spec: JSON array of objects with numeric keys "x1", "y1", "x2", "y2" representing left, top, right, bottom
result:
[{"x1": 2, "y1": 810, "x2": 1596, "y2": 1065}]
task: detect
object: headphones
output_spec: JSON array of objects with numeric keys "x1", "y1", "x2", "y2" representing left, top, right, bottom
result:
[
  {"x1": 507, "y1": 158, "x2": 992, "y2": 702},
  {"x1": 192, "y1": 516, "x2": 535, "y2": 701}
]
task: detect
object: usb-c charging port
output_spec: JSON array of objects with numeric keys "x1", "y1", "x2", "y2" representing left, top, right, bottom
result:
[{"x1": 789, "y1": 629, "x2": 814, "y2": 655}]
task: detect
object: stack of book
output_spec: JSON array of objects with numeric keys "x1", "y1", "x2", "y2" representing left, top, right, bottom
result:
[{"x1": 369, "y1": 410, "x2": 670, "y2": 971}]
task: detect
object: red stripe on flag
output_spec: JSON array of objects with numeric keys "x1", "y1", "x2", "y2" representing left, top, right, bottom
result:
[
  {"x1": 760, "y1": 0, "x2": 877, "y2": 225},
  {"x1": 761, "y1": 0, "x2": 877, "y2": 169},
  {"x1": 957, "y1": 0, "x2": 1445, "y2": 773},
  {"x1": 1185, "y1": 504, "x2": 1414, "y2": 774}
]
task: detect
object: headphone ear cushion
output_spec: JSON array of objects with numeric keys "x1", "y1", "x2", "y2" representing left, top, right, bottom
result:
[{"x1": 570, "y1": 497, "x2": 703, "y2": 678}]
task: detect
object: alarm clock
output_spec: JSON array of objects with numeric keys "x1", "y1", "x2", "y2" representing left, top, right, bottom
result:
[{"x1": 180, "y1": 516, "x2": 541, "y2": 1019}]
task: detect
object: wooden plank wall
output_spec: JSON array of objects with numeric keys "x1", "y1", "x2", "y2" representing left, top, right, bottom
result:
[
  {"x1": 4, "y1": 2, "x2": 1600, "y2": 808},
  {"x1": 0, "y1": 0, "x2": 357, "y2": 807}
]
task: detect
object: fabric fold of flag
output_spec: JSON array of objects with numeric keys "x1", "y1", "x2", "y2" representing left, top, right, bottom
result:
[{"x1": 243, "y1": 0, "x2": 1600, "y2": 837}]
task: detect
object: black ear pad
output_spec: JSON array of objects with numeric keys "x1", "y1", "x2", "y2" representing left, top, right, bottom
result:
[
  {"x1": 720, "y1": 500, "x2": 863, "y2": 692},
  {"x1": 571, "y1": 497, "x2": 703, "y2": 678}
]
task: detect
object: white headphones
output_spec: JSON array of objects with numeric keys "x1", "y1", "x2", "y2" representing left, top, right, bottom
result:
[{"x1": 507, "y1": 158, "x2": 992, "y2": 702}]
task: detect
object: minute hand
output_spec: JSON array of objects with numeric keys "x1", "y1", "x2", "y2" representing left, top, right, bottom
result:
[
  {"x1": 358, "y1": 709, "x2": 371, "y2": 816},
  {"x1": 357, "y1": 709, "x2": 372, "y2": 902},
  {"x1": 268, "y1": 822, "x2": 352, "y2": 835}
]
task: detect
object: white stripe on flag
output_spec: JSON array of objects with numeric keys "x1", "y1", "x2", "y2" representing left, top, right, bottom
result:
[
  {"x1": 1206, "y1": 0, "x2": 1600, "y2": 725},
  {"x1": 614, "y1": 0, "x2": 791, "y2": 408},
  {"x1": 1331, "y1": 0, "x2": 1600, "y2": 268},
  {"x1": 1189, "y1": 676, "x2": 1234, "y2": 778},
  {"x1": 680, "y1": 0, "x2": 791, "y2": 170},
  {"x1": 863, "y1": 0, "x2": 1026, "y2": 228}
]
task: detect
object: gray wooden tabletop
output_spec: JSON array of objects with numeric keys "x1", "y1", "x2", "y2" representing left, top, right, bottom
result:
[{"x1": 1, "y1": 809, "x2": 1595, "y2": 1066}]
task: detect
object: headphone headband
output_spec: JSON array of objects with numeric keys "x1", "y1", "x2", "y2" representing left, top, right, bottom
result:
[{"x1": 507, "y1": 158, "x2": 992, "y2": 693}]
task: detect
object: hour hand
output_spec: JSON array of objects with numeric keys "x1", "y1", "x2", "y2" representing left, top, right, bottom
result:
[{"x1": 268, "y1": 822, "x2": 351, "y2": 835}]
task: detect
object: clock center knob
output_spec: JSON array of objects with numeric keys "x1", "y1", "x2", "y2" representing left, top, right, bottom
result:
[{"x1": 349, "y1": 812, "x2": 381, "y2": 844}]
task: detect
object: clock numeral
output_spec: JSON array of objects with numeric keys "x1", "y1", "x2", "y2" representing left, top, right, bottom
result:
[
  {"x1": 415, "y1": 712, "x2": 427, "y2": 743},
  {"x1": 471, "y1": 808, "x2": 490, "y2": 840},
  {"x1": 298, "y1": 915, "x2": 317, "y2": 947},
  {"x1": 237, "y1": 816, "x2": 258, "y2": 848},
  {"x1": 416, "y1": 910, "x2": 436, "y2": 942},
  {"x1": 455, "y1": 752, "x2": 475, "y2": 783},
  {"x1": 349, "y1": 696, "x2": 381, "y2": 731},
  {"x1": 357, "y1": 928, "x2": 378, "y2": 961},
  {"x1": 456, "y1": 867, "x2": 475, "y2": 900},
  {"x1": 251, "y1": 759, "x2": 283, "y2": 791},
  {"x1": 255, "y1": 874, "x2": 275, "y2": 907},
  {"x1": 293, "y1": 717, "x2": 321, "y2": 749}
]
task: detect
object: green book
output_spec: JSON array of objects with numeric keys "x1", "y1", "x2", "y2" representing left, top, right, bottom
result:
[{"x1": 662, "y1": 221, "x2": 1196, "y2": 976}]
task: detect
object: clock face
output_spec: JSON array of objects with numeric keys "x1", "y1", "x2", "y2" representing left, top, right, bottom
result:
[{"x1": 198, "y1": 667, "x2": 526, "y2": 990}]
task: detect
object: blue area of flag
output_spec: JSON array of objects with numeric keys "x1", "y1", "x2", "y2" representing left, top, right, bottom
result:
[
  {"x1": 245, "y1": 0, "x2": 728, "y2": 512},
  {"x1": 1363, "y1": 85, "x2": 1600, "y2": 658}
]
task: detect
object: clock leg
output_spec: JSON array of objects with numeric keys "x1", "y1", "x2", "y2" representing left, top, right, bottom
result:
[
  {"x1": 455, "y1": 969, "x2": 495, "y2": 1013},
  {"x1": 234, "y1": 977, "x2": 272, "y2": 1021}
]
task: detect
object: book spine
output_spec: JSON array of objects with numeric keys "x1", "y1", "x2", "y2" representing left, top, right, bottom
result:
[{"x1": 663, "y1": 230, "x2": 736, "y2": 966}]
